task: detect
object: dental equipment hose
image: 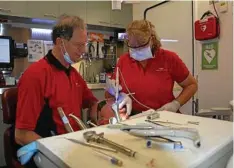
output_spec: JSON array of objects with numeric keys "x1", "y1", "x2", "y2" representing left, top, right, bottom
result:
[
  {"x1": 57, "y1": 107, "x2": 74, "y2": 133},
  {"x1": 69, "y1": 114, "x2": 87, "y2": 130}
]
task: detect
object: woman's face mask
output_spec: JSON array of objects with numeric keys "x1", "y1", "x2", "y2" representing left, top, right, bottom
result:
[{"x1": 129, "y1": 46, "x2": 153, "y2": 61}]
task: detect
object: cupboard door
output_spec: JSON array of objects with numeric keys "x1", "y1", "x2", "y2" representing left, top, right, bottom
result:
[
  {"x1": 0, "y1": 2, "x2": 27, "y2": 17},
  {"x1": 111, "y1": 4, "x2": 133, "y2": 28},
  {"x1": 86, "y1": 1, "x2": 111, "y2": 26},
  {"x1": 27, "y1": 2, "x2": 59, "y2": 20},
  {"x1": 59, "y1": 1, "x2": 86, "y2": 22}
]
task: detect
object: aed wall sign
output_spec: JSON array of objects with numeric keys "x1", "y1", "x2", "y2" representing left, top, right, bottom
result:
[{"x1": 201, "y1": 41, "x2": 219, "y2": 70}]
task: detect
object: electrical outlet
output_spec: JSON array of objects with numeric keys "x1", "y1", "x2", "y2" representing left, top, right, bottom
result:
[{"x1": 209, "y1": 0, "x2": 219, "y2": 5}]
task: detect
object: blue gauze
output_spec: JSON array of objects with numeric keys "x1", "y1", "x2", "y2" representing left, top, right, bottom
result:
[{"x1": 17, "y1": 141, "x2": 38, "y2": 165}]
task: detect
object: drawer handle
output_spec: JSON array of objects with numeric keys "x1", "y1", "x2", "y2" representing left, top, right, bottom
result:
[
  {"x1": 0, "y1": 8, "x2": 11, "y2": 13},
  {"x1": 112, "y1": 23, "x2": 123, "y2": 26},
  {"x1": 44, "y1": 13, "x2": 57, "y2": 18},
  {"x1": 99, "y1": 21, "x2": 110, "y2": 25}
]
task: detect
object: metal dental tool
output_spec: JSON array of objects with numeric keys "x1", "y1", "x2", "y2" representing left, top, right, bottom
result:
[
  {"x1": 69, "y1": 113, "x2": 87, "y2": 130},
  {"x1": 93, "y1": 149, "x2": 123, "y2": 167},
  {"x1": 57, "y1": 107, "x2": 74, "y2": 133},
  {"x1": 112, "y1": 67, "x2": 121, "y2": 123},
  {"x1": 146, "y1": 139, "x2": 183, "y2": 150},
  {"x1": 112, "y1": 67, "x2": 122, "y2": 123},
  {"x1": 87, "y1": 120, "x2": 98, "y2": 127},
  {"x1": 64, "y1": 138, "x2": 117, "y2": 153},
  {"x1": 83, "y1": 131, "x2": 136, "y2": 157},
  {"x1": 107, "y1": 123, "x2": 154, "y2": 130},
  {"x1": 127, "y1": 128, "x2": 201, "y2": 148},
  {"x1": 147, "y1": 111, "x2": 160, "y2": 120}
]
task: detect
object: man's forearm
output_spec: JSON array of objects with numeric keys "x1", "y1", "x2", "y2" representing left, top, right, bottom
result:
[
  {"x1": 175, "y1": 83, "x2": 198, "y2": 106},
  {"x1": 15, "y1": 129, "x2": 42, "y2": 146}
]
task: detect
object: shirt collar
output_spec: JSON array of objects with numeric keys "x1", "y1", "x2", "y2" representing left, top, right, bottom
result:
[{"x1": 45, "y1": 50, "x2": 72, "y2": 73}]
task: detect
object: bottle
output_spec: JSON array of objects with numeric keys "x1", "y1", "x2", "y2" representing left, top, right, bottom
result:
[
  {"x1": 99, "y1": 69, "x2": 106, "y2": 83},
  {"x1": 95, "y1": 74, "x2": 100, "y2": 83}
]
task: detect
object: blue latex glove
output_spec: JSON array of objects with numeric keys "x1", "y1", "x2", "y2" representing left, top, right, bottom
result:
[
  {"x1": 17, "y1": 141, "x2": 38, "y2": 165},
  {"x1": 105, "y1": 78, "x2": 122, "y2": 97}
]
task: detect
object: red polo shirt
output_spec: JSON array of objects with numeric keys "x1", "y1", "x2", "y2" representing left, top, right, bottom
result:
[
  {"x1": 16, "y1": 50, "x2": 97, "y2": 136},
  {"x1": 113, "y1": 48, "x2": 189, "y2": 112}
]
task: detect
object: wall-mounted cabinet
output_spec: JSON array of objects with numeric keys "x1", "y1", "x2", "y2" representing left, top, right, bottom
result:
[
  {"x1": 0, "y1": 1, "x2": 132, "y2": 29},
  {"x1": 86, "y1": 1, "x2": 111, "y2": 27},
  {"x1": 111, "y1": 4, "x2": 133, "y2": 28},
  {"x1": 26, "y1": 2, "x2": 59, "y2": 20},
  {"x1": 0, "y1": 2, "x2": 27, "y2": 17},
  {"x1": 59, "y1": 1, "x2": 87, "y2": 22}
]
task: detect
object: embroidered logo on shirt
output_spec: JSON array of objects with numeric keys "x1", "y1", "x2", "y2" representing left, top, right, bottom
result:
[{"x1": 155, "y1": 68, "x2": 168, "y2": 72}]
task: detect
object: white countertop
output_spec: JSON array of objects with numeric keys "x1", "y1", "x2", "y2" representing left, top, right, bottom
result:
[{"x1": 35, "y1": 111, "x2": 233, "y2": 168}]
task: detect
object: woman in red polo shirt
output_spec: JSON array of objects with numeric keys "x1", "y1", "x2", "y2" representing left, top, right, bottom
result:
[{"x1": 105, "y1": 20, "x2": 198, "y2": 117}]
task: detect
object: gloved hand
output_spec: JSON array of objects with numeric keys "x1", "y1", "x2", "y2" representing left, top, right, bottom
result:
[
  {"x1": 17, "y1": 141, "x2": 38, "y2": 165},
  {"x1": 105, "y1": 78, "x2": 122, "y2": 97},
  {"x1": 157, "y1": 100, "x2": 181, "y2": 112},
  {"x1": 117, "y1": 92, "x2": 132, "y2": 117},
  {"x1": 96, "y1": 92, "x2": 132, "y2": 125}
]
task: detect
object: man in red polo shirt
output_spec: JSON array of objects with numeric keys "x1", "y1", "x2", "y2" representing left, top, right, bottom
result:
[
  {"x1": 105, "y1": 20, "x2": 198, "y2": 116},
  {"x1": 15, "y1": 15, "x2": 98, "y2": 146}
]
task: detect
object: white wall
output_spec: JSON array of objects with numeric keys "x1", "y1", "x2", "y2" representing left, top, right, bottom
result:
[
  {"x1": 194, "y1": 1, "x2": 233, "y2": 110},
  {"x1": 132, "y1": 1, "x2": 233, "y2": 112}
]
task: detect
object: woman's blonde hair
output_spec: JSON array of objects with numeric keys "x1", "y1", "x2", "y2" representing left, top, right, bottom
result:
[{"x1": 126, "y1": 20, "x2": 161, "y2": 50}]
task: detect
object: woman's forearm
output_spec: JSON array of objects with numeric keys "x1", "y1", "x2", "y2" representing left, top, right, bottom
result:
[{"x1": 175, "y1": 83, "x2": 198, "y2": 106}]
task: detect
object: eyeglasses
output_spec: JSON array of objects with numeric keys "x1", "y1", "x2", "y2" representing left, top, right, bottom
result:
[
  {"x1": 125, "y1": 37, "x2": 151, "y2": 49},
  {"x1": 69, "y1": 41, "x2": 87, "y2": 51}
]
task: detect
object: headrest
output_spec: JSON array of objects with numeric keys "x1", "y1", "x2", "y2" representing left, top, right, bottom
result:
[{"x1": 2, "y1": 88, "x2": 18, "y2": 124}]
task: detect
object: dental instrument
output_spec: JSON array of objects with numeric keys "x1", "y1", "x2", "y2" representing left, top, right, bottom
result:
[
  {"x1": 83, "y1": 131, "x2": 137, "y2": 157},
  {"x1": 87, "y1": 120, "x2": 98, "y2": 127},
  {"x1": 147, "y1": 111, "x2": 160, "y2": 120},
  {"x1": 113, "y1": 67, "x2": 122, "y2": 123},
  {"x1": 146, "y1": 139, "x2": 183, "y2": 150},
  {"x1": 93, "y1": 149, "x2": 123, "y2": 167},
  {"x1": 146, "y1": 119, "x2": 200, "y2": 126},
  {"x1": 69, "y1": 113, "x2": 87, "y2": 130},
  {"x1": 107, "y1": 123, "x2": 154, "y2": 130},
  {"x1": 127, "y1": 128, "x2": 201, "y2": 148},
  {"x1": 64, "y1": 138, "x2": 118, "y2": 153},
  {"x1": 57, "y1": 107, "x2": 74, "y2": 133}
]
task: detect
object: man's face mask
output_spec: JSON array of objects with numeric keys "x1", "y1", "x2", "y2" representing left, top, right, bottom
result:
[
  {"x1": 129, "y1": 46, "x2": 153, "y2": 61},
  {"x1": 62, "y1": 40, "x2": 74, "y2": 64}
]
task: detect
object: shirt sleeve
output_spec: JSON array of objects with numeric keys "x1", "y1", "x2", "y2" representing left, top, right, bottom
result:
[
  {"x1": 15, "y1": 71, "x2": 45, "y2": 131},
  {"x1": 169, "y1": 52, "x2": 190, "y2": 84},
  {"x1": 82, "y1": 82, "x2": 98, "y2": 109}
]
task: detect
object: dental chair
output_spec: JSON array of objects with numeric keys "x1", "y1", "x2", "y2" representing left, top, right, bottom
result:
[{"x1": 2, "y1": 88, "x2": 23, "y2": 168}]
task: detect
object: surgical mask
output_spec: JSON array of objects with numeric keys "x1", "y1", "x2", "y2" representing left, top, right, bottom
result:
[
  {"x1": 62, "y1": 41, "x2": 74, "y2": 64},
  {"x1": 129, "y1": 46, "x2": 153, "y2": 61}
]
